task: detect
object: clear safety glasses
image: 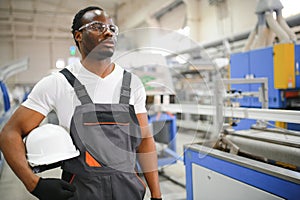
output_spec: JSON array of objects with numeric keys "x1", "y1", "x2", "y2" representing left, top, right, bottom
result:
[{"x1": 78, "y1": 21, "x2": 119, "y2": 36}]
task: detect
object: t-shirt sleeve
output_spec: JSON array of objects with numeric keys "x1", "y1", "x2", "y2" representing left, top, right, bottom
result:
[
  {"x1": 131, "y1": 74, "x2": 147, "y2": 114},
  {"x1": 22, "y1": 74, "x2": 57, "y2": 116}
]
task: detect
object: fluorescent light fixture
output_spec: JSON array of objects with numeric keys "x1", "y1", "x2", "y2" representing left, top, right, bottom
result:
[{"x1": 55, "y1": 59, "x2": 65, "y2": 69}]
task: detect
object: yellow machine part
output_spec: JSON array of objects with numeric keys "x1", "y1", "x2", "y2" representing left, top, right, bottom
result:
[
  {"x1": 275, "y1": 121, "x2": 287, "y2": 129},
  {"x1": 273, "y1": 43, "x2": 295, "y2": 89}
]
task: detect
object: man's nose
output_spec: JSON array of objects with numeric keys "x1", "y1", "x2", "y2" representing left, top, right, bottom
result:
[{"x1": 102, "y1": 28, "x2": 114, "y2": 37}]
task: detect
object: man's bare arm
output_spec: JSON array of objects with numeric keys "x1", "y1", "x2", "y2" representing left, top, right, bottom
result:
[
  {"x1": 136, "y1": 113, "x2": 162, "y2": 199},
  {"x1": 0, "y1": 106, "x2": 45, "y2": 191}
]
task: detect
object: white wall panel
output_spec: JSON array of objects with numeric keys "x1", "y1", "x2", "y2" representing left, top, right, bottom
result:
[
  {"x1": 0, "y1": 40, "x2": 13, "y2": 66},
  {"x1": 229, "y1": 0, "x2": 258, "y2": 34},
  {"x1": 13, "y1": 39, "x2": 52, "y2": 84},
  {"x1": 198, "y1": 0, "x2": 257, "y2": 42},
  {"x1": 3, "y1": 38, "x2": 75, "y2": 85}
]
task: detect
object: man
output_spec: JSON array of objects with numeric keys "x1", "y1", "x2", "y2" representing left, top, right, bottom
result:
[{"x1": 0, "y1": 6, "x2": 162, "y2": 200}]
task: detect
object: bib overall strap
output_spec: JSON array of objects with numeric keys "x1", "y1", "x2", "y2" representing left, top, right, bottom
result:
[
  {"x1": 60, "y1": 68, "x2": 93, "y2": 105},
  {"x1": 119, "y1": 70, "x2": 132, "y2": 104}
]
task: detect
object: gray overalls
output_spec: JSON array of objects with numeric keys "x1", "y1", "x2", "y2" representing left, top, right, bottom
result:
[{"x1": 59, "y1": 68, "x2": 146, "y2": 199}]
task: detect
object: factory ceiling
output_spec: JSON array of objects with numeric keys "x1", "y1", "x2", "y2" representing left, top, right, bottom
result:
[{"x1": 0, "y1": 0, "x2": 176, "y2": 40}]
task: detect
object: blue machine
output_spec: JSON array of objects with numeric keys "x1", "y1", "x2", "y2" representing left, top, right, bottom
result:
[
  {"x1": 295, "y1": 45, "x2": 300, "y2": 87},
  {"x1": 0, "y1": 150, "x2": 3, "y2": 177},
  {"x1": 148, "y1": 112, "x2": 180, "y2": 167},
  {"x1": 230, "y1": 47, "x2": 284, "y2": 108},
  {"x1": 231, "y1": 118, "x2": 257, "y2": 130},
  {"x1": 184, "y1": 144, "x2": 300, "y2": 200},
  {"x1": 230, "y1": 44, "x2": 300, "y2": 130},
  {"x1": 0, "y1": 81, "x2": 10, "y2": 112}
]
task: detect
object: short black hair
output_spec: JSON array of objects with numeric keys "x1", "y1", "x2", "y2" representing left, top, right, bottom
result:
[{"x1": 71, "y1": 6, "x2": 104, "y2": 50}]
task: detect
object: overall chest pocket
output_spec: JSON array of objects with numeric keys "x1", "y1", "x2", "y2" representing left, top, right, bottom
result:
[{"x1": 78, "y1": 111, "x2": 134, "y2": 168}]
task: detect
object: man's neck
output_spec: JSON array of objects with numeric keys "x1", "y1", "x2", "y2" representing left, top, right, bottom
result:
[{"x1": 81, "y1": 58, "x2": 115, "y2": 78}]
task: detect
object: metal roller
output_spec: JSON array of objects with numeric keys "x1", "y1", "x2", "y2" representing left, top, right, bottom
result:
[{"x1": 225, "y1": 133, "x2": 300, "y2": 167}]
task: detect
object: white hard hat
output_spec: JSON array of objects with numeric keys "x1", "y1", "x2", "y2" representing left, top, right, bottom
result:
[{"x1": 25, "y1": 124, "x2": 80, "y2": 167}]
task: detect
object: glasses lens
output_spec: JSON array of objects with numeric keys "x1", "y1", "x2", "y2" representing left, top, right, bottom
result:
[
  {"x1": 109, "y1": 25, "x2": 119, "y2": 35},
  {"x1": 88, "y1": 23, "x2": 100, "y2": 31},
  {"x1": 96, "y1": 23, "x2": 107, "y2": 32},
  {"x1": 80, "y1": 22, "x2": 119, "y2": 35}
]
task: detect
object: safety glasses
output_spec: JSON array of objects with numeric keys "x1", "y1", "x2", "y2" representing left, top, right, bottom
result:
[{"x1": 78, "y1": 21, "x2": 119, "y2": 36}]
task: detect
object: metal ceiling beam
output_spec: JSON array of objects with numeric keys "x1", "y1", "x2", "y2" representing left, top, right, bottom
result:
[
  {"x1": 153, "y1": 0, "x2": 183, "y2": 20},
  {"x1": 117, "y1": 0, "x2": 177, "y2": 29},
  {"x1": 165, "y1": 13, "x2": 300, "y2": 58}
]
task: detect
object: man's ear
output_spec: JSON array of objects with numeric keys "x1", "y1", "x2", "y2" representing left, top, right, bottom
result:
[{"x1": 74, "y1": 31, "x2": 82, "y2": 42}]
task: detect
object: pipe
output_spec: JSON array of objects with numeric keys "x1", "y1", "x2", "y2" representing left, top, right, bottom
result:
[
  {"x1": 276, "y1": 10, "x2": 297, "y2": 42},
  {"x1": 243, "y1": 23, "x2": 258, "y2": 51},
  {"x1": 225, "y1": 134, "x2": 300, "y2": 167},
  {"x1": 0, "y1": 57, "x2": 29, "y2": 81},
  {"x1": 255, "y1": 14, "x2": 268, "y2": 48},
  {"x1": 265, "y1": 11, "x2": 290, "y2": 43},
  {"x1": 265, "y1": 26, "x2": 276, "y2": 46}
]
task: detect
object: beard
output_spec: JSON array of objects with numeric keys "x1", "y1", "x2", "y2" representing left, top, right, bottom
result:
[{"x1": 85, "y1": 44, "x2": 115, "y2": 60}]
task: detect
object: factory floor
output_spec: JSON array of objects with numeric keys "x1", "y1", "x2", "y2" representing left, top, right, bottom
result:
[{"x1": 0, "y1": 129, "x2": 204, "y2": 200}]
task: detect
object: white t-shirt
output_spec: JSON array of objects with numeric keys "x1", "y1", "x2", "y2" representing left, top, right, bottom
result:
[{"x1": 22, "y1": 61, "x2": 147, "y2": 130}]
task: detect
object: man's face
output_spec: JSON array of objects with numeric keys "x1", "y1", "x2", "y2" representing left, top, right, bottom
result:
[{"x1": 78, "y1": 10, "x2": 118, "y2": 60}]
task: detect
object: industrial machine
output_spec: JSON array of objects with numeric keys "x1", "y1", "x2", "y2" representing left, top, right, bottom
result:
[
  {"x1": 161, "y1": 92, "x2": 300, "y2": 199},
  {"x1": 182, "y1": 101, "x2": 300, "y2": 199},
  {"x1": 231, "y1": 0, "x2": 300, "y2": 131},
  {"x1": 230, "y1": 43, "x2": 300, "y2": 130}
]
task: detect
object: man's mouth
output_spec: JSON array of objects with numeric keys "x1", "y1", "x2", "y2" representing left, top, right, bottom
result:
[{"x1": 98, "y1": 38, "x2": 115, "y2": 47}]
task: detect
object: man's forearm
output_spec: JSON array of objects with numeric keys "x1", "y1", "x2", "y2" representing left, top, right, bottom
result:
[
  {"x1": 0, "y1": 128, "x2": 39, "y2": 191},
  {"x1": 138, "y1": 137, "x2": 162, "y2": 198},
  {"x1": 136, "y1": 113, "x2": 162, "y2": 198},
  {"x1": 143, "y1": 170, "x2": 161, "y2": 198}
]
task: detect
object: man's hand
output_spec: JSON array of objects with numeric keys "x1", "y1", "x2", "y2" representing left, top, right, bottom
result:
[{"x1": 31, "y1": 178, "x2": 76, "y2": 200}]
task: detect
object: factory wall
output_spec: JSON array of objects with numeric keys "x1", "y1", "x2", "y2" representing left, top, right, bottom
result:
[
  {"x1": 124, "y1": 0, "x2": 258, "y2": 47},
  {"x1": 197, "y1": 0, "x2": 257, "y2": 42},
  {"x1": 0, "y1": 38, "x2": 76, "y2": 85},
  {"x1": 158, "y1": 3, "x2": 186, "y2": 30}
]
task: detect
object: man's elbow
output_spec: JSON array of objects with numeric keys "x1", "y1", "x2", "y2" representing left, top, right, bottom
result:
[{"x1": 0, "y1": 125, "x2": 19, "y2": 151}]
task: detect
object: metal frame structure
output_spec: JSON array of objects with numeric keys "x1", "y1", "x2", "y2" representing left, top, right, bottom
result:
[
  {"x1": 159, "y1": 104, "x2": 300, "y2": 124},
  {"x1": 0, "y1": 57, "x2": 29, "y2": 112},
  {"x1": 222, "y1": 78, "x2": 269, "y2": 109}
]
